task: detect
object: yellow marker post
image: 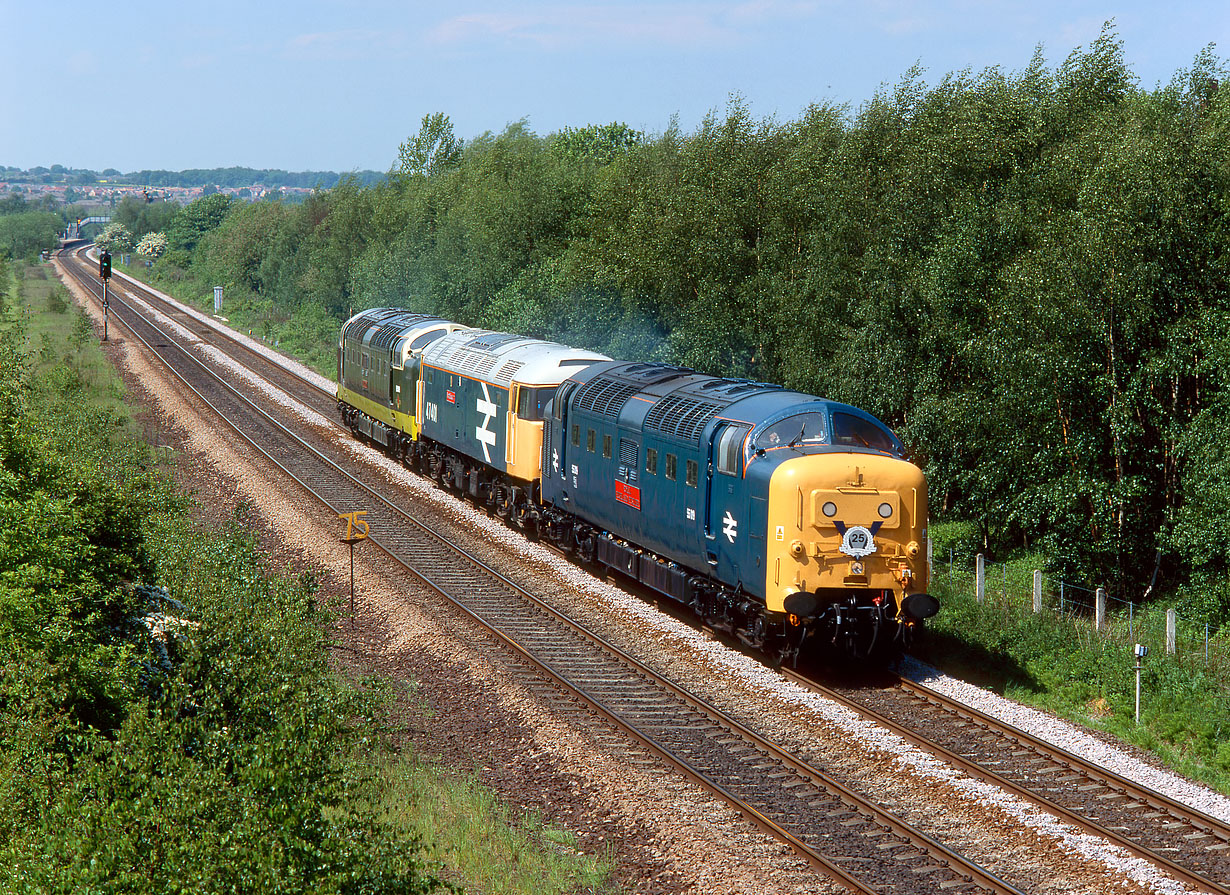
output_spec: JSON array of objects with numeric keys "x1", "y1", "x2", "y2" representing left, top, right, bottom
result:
[{"x1": 338, "y1": 511, "x2": 369, "y2": 623}]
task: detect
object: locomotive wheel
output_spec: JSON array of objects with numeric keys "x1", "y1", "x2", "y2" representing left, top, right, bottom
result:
[{"x1": 494, "y1": 486, "x2": 514, "y2": 519}]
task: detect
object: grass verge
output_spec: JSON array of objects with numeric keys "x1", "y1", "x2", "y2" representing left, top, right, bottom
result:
[{"x1": 381, "y1": 757, "x2": 614, "y2": 895}]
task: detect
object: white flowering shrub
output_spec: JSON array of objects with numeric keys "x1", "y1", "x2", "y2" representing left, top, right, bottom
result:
[
  {"x1": 96, "y1": 222, "x2": 134, "y2": 253},
  {"x1": 137, "y1": 231, "x2": 168, "y2": 259}
]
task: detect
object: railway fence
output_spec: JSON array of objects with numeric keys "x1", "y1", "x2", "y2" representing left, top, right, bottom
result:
[{"x1": 929, "y1": 545, "x2": 1230, "y2": 675}]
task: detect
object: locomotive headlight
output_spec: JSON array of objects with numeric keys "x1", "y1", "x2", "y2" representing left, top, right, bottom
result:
[
  {"x1": 878, "y1": 502, "x2": 893, "y2": 518},
  {"x1": 822, "y1": 501, "x2": 837, "y2": 518}
]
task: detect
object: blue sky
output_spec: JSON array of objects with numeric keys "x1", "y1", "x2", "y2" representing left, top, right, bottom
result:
[{"x1": 2, "y1": 1, "x2": 1227, "y2": 173}]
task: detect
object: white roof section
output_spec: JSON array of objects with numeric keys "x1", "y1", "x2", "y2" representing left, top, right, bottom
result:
[{"x1": 421, "y1": 328, "x2": 610, "y2": 387}]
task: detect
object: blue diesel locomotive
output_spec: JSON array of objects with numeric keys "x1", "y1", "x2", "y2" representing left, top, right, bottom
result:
[{"x1": 338, "y1": 308, "x2": 937, "y2": 664}]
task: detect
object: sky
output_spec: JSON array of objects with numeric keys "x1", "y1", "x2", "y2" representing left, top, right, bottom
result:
[{"x1": 2, "y1": 1, "x2": 1227, "y2": 174}]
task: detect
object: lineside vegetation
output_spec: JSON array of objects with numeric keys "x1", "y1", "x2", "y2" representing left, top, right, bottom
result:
[{"x1": 0, "y1": 259, "x2": 615, "y2": 892}]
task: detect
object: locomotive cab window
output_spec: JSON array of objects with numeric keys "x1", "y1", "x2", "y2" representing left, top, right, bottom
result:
[
  {"x1": 410, "y1": 329, "x2": 446, "y2": 351},
  {"x1": 832, "y1": 412, "x2": 897, "y2": 453},
  {"x1": 518, "y1": 386, "x2": 558, "y2": 421},
  {"x1": 685, "y1": 459, "x2": 698, "y2": 487},
  {"x1": 715, "y1": 424, "x2": 752, "y2": 476},
  {"x1": 754, "y1": 412, "x2": 827, "y2": 452}
]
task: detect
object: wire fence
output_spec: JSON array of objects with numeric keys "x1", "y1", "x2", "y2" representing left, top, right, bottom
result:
[{"x1": 930, "y1": 546, "x2": 1230, "y2": 673}]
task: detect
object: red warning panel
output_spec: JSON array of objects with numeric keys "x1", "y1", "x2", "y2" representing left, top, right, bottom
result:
[
  {"x1": 615, "y1": 480, "x2": 641, "y2": 510},
  {"x1": 446, "y1": 389, "x2": 456, "y2": 404}
]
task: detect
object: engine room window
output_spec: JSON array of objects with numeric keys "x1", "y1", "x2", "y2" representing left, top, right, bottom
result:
[
  {"x1": 754, "y1": 412, "x2": 827, "y2": 451},
  {"x1": 832, "y1": 412, "x2": 896, "y2": 453},
  {"x1": 427, "y1": 369, "x2": 434, "y2": 384},
  {"x1": 571, "y1": 424, "x2": 580, "y2": 447},
  {"x1": 602, "y1": 434, "x2": 612, "y2": 459},
  {"x1": 715, "y1": 424, "x2": 751, "y2": 476},
  {"x1": 665, "y1": 453, "x2": 677, "y2": 481},
  {"x1": 645, "y1": 447, "x2": 658, "y2": 475},
  {"x1": 685, "y1": 459, "x2": 698, "y2": 487},
  {"x1": 587, "y1": 429, "x2": 596, "y2": 453}
]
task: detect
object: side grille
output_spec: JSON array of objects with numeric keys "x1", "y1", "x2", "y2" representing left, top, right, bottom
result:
[
  {"x1": 574, "y1": 378, "x2": 639, "y2": 419},
  {"x1": 644, "y1": 396, "x2": 725, "y2": 443}
]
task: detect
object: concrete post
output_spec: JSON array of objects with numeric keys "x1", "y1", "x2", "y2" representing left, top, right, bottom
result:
[
  {"x1": 1167, "y1": 608, "x2": 1176, "y2": 655},
  {"x1": 1033, "y1": 570, "x2": 1042, "y2": 613},
  {"x1": 975, "y1": 553, "x2": 985, "y2": 603},
  {"x1": 1095, "y1": 587, "x2": 1106, "y2": 632}
]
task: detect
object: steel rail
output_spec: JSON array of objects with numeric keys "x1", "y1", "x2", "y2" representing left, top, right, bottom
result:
[
  {"x1": 63, "y1": 244, "x2": 336, "y2": 416},
  {"x1": 787, "y1": 668, "x2": 1230, "y2": 895}
]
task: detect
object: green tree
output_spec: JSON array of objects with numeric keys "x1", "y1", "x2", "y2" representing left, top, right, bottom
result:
[
  {"x1": 167, "y1": 193, "x2": 235, "y2": 252},
  {"x1": 0, "y1": 211, "x2": 61, "y2": 260},
  {"x1": 396, "y1": 113, "x2": 464, "y2": 180}
]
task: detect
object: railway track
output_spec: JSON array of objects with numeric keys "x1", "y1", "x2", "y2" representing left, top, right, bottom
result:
[
  {"x1": 794, "y1": 671, "x2": 1230, "y2": 895},
  {"x1": 57, "y1": 246, "x2": 1024, "y2": 894},
  {"x1": 66, "y1": 243, "x2": 337, "y2": 420}
]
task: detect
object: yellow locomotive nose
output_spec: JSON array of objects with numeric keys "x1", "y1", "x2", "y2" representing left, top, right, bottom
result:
[{"x1": 764, "y1": 453, "x2": 930, "y2": 617}]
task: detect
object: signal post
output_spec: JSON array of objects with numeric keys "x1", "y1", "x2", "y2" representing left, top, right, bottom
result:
[{"x1": 98, "y1": 251, "x2": 112, "y2": 340}]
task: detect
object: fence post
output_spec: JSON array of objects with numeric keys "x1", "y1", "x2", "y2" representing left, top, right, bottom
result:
[
  {"x1": 1059, "y1": 580, "x2": 1065, "y2": 614},
  {"x1": 976, "y1": 553, "x2": 985, "y2": 603},
  {"x1": 1033, "y1": 570, "x2": 1042, "y2": 613},
  {"x1": 1167, "y1": 609, "x2": 1176, "y2": 655},
  {"x1": 927, "y1": 536, "x2": 933, "y2": 580},
  {"x1": 1095, "y1": 587, "x2": 1106, "y2": 632}
]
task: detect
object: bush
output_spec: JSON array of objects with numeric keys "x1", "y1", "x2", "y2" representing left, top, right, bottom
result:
[{"x1": 0, "y1": 279, "x2": 447, "y2": 893}]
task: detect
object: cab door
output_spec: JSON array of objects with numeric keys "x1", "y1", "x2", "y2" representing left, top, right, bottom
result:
[
  {"x1": 706, "y1": 422, "x2": 752, "y2": 573},
  {"x1": 551, "y1": 381, "x2": 578, "y2": 492}
]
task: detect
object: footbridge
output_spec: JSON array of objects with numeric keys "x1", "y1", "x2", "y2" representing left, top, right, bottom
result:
[{"x1": 66, "y1": 216, "x2": 111, "y2": 239}]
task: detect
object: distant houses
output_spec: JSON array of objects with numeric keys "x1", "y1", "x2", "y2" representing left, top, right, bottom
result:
[{"x1": 2, "y1": 179, "x2": 312, "y2": 207}]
